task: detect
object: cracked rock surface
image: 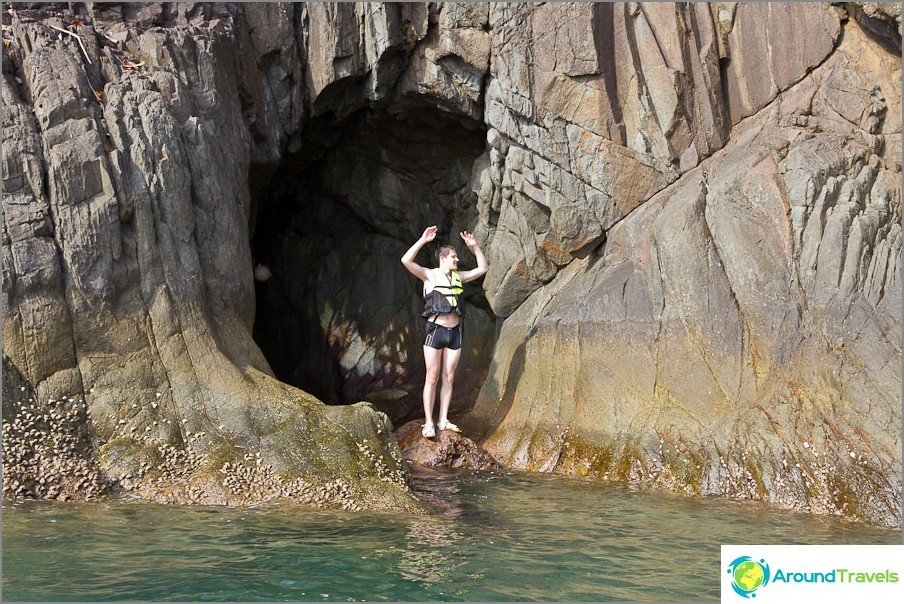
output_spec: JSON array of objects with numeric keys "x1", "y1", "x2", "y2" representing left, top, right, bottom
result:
[
  {"x1": 2, "y1": 3, "x2": 900, "y2": 525},
  {"x1": 2, "y1": 3, "x2": 422, "y2": 512},
  {"x1": 465, "y1": 12, "x2": 901, "y2": 527}
]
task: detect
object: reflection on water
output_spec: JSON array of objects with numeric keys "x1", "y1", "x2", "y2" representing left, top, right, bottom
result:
[
  {"x1": 399, "y1": 518, "x2": 466, "y2": 586},
  {"x1": 398, "y1": 466, "x2": 468, "y2": 588},
  {"x1": 3, "y1": 468, "x2": 900, "y2": 602}
]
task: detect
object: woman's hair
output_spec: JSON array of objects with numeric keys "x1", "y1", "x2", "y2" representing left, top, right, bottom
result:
[{"x1": 436, "y1": 245, "x2": 457, "y2": 261}]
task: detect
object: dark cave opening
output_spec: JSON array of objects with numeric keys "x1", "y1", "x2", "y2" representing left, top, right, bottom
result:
[{"x1": 249, "y1": 105, "x2": 493, "y2": 424}]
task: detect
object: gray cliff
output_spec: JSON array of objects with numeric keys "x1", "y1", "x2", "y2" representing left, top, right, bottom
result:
[{"x1": 1, "y1": 2, "x2": 900, "y2": 525}]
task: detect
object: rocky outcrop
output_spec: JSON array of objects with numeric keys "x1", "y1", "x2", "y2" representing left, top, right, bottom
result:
[
  {"x1": 396, "y1": 419, "x2": 498, "y2": 470},
  {"x1": 2, "y1": 4, "x2": 420, "y2": 512},
  {"x1": 2, "y1": 3, "x2": 900, "y2": 526},
  {"x1": 475, "y1": 3, "x2": 849, "y2": 316},
  {"x1": 466, "y1": 11, "x2": 902, "y2": 526}
]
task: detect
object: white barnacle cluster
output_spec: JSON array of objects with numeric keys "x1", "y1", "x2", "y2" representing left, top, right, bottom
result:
[
  {"x1": 219, "y1": 455, "x2": 365, "y2": 511},
  {"x1": 357, "y1": 441, "x2": 408, "y2": 486},
  {"x1": 2, "y1": 395, "x2": 109, "y2": 501}
]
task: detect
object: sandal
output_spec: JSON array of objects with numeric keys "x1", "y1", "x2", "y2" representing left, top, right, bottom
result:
[
  {"x1": 421, "y1": 424, "x2": 436, "y2": 438},
  {"x1": 438, "y1": 421, "x2": 461, "y2": 433}
]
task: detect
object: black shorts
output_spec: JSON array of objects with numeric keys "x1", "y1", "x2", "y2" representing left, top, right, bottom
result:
[{"x1": 424, "y1": 322, "x2": 462, "y2": 350}]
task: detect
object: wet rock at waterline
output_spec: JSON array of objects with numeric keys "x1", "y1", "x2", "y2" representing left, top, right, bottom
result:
[
  {"x1": 396, "y1": 420, "x2": 499, "y2": 470},
  {"x1": 2, "y1": 3, "x2": 900, "y2": 526}
]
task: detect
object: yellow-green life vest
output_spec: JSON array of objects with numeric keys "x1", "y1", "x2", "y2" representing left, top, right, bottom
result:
[{"x1": 421, "y1": 269, "x2": 464, "y2": 317}]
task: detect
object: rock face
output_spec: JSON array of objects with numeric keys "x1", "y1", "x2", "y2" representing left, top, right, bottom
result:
[
  {"x1": 2, "y1": 4, "x2": 420, "y2": 512},
  {"x1": 466, "y1": 5, "x2": 902, "y2": 526},
  {"x1": 2, "y1": 3, "x2": 900, "y2": 525}
]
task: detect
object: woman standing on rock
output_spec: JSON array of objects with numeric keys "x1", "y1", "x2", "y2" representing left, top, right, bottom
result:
[{"x1": 401, "y1": 226, "x2": 489, "y2": 438}]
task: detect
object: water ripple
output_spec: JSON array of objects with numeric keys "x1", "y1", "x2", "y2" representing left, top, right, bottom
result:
[{"x1": 3, "y1": 470, "x2": 898, "y2": 601}]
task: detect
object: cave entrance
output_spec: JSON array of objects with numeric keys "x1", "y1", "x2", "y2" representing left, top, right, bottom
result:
[{"x1": 250, "y1": 106, "x2": 493, "y2": 424}]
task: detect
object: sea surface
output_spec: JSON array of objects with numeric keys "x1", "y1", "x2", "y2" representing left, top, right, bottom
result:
[{"x1": 2, "y1": 468, "x2": 900, "y2": 602}]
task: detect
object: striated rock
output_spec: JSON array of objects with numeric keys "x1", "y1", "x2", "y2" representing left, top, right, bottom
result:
[
  {"x1": 303, "y1": 3, "x2": 424, "y2": 114},
  {"x1": 720, "y1": 3, "x2": 842, "y2": 124},
  {"x1": 474, "y1": 2, "x2": 850, "y2": 316},
  {"x1": 237, "y1": 2, "x2": 305, "y2": 161},
  {"x1": 395, "y1": 2, "x2": 489, "y2": 119},
  {"x1": 2, "y1": 2, "x2": 899, "y2": 527},
  {"x1": 396, "y1": 419, "x2": 498, "y2": 470},
  {"x1": 1, "y1": 4, "x2": 422, "y2": 512},
  {"x1": 465, "y1": 16, "x2": 901, "y2": 527}
]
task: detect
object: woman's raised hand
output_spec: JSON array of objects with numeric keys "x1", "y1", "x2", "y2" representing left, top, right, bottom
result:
[
  {"x1": 460, "y1": 231, "x2": 478, "y2": 247},
  {"x1": 421, "y1": 225, "x2": 438, "y2": 242}
]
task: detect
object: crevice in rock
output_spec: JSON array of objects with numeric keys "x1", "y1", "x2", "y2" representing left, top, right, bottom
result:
[
  {"x1": 841, "y1": 3, "x2": 902, "y2": 55},
  {"x1": 250, "y1": 103, "x2": 493, "y2": 424},
  {"x1": 592, "y1": 1, "x2": 626, "y2": 146},
  {"x1": 718, "y1": 56, "x2": 733, "y2": 128}
]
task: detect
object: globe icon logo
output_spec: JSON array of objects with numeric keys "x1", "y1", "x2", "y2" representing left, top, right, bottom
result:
[{"x1": 727, "y1": 556, "x2": 770, "y2": 598}]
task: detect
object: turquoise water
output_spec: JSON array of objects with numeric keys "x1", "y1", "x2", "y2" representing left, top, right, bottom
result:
[{"x1": 2, "y1": 468, "x2": 900, "y2": 602}]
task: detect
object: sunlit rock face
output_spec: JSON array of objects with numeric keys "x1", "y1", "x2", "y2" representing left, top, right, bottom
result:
[
  {"x1": 465, "y1": 5, "x2": 902, "y2": 527},
  {"x1": 2, "y1": 2, "x2": 900, "y2": 525},
  {"x1": 1, "y1": 3, "x2": 437, "y2": 511}
]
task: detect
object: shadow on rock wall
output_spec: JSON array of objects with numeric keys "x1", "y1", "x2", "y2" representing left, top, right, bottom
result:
[{"x1": 251, "y1": 106, "x2": 496, "y2": 425}]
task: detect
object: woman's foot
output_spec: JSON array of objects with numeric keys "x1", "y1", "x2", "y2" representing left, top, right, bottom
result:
[
  {"x1": 438, "y1": 420, "x2": 461, "y2": 433},
  {"x1": 421, "y1": 423, "x2": 436, "y2": 438}
]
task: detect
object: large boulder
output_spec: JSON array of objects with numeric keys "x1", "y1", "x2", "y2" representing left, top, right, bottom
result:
[{"x1": 396, "y1": 419, "x2": 498, "y2": 470}]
